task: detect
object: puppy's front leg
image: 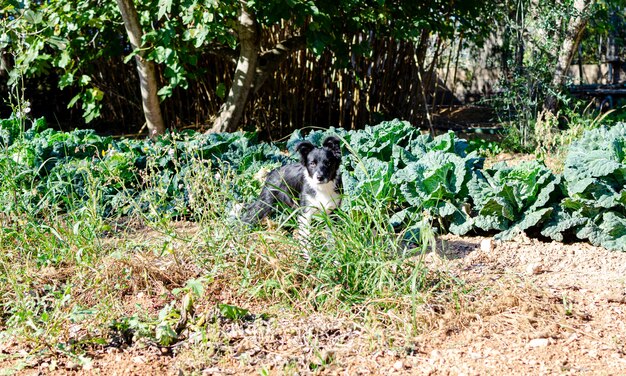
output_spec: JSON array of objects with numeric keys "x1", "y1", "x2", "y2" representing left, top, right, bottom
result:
[{"x1": 297, "y1": 207, "x2": 315, "y2": 260}]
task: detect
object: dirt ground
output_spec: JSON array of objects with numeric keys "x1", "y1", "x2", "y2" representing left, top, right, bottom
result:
[
  {"x1": 418, "y1": 235, "x2": 626, "y2": 375},
  {"x1": 3, "y1": 233, "x2": 626, "y2": 375}
]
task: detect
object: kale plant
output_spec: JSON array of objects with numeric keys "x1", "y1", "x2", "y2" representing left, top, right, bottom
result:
[
  {"x1": 467, "y1": 160, "x2": 563, "y2": 239},
  {"x1": 542, "y1": 124, "x2": 626, "y2": 250}
]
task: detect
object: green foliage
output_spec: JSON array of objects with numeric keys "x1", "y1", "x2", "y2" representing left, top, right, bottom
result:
[
  {"x1": 2, "y1": 117, "x2": 626, "y2": 251},
  {"x1": 288, "y1": 121, "x2": 480, "y2": 235},
  {"x1": 543, "y1": 124, "x2": 626, "y2": 250},
  {"x1": 2, "y1": 0, "x2": 495, "y2": 124},
  {"x1": 0, "y1": 117, "x2": 23, "y2": 147},
  {"x1": 392, "y1": 152, "x2": 473, "y2": 230},
  {"x1": 302, "y1": 196, "x2": 433, "y2": 305},
  {"x1": 0, "y1": 118, "x2": 293, "y2": 220},
  {"x1": 2, "y1": 0, "x2": 122, "y2": 121},
  {"x1": 288, "y1": 119, "x2": 626, "y2": 251},
  {"x1": 217, "y1": 303, "x2": 250, "y2": 321},
  {"x1": 467, "y1": 161, "x2": 563, "y2": 238},
  {"x1": 466, "y1": 139, "x2": 504, "y2": 157},
  {"x1": 486, "y1": 0, "x2": 602, "y2": 151},
  {"x1": 390, "y1": 131, "x2": 481, "y2": 230},
  {"x1": 345, "y1": 120, "x2": 417, "y2": 162},
  {"x1": 489, "y1": 61, "x2": 555, "y2": 151}
]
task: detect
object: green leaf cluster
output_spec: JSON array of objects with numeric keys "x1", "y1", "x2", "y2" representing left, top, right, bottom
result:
[
  {"x1": 287, "y1": 120, "x2": 480, "y2": 234},
  {"x1": 2, "y1": 0, "x2": 496, "y2": 124},
  {"x1": 541, "y1": 124, "x2": 626, "y2": 251},
  {"x1": 467, "y1": 161, "x2": 563, "y2": 239},
  {"x1": 0, "y1": 118, "x2": 287, "y2": 219}
]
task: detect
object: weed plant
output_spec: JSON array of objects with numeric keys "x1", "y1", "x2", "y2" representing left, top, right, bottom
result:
[{"x1": 532, "y1": 104, "x2": 619, "y2": 172}]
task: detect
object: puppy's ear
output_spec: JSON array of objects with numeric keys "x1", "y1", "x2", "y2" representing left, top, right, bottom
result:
[
  {"x1": 322, "y1": 136, "x2": 341, "y2": 158},
  {"x1": 296, "y1": 141, "x2": 315, "y2": 163}
]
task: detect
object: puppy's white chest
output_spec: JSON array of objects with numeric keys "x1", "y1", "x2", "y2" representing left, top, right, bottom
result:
[{"x1": 304, "y1": 180, "x2": 340, "y2": 212}]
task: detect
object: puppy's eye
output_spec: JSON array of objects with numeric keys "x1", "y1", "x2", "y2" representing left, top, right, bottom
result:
[{"x1": 309, "y1": 161, "x2": 317, "y2": 167}]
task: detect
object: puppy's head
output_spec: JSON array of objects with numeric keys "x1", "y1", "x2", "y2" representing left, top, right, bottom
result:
[{"x1": 296, "y1": 136, "x2": 342, "y2": 184}]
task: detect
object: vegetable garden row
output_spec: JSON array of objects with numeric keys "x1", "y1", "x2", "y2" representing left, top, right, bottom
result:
[{"x1": 1, "y1": 117, "x2": 625, "y2": 251}]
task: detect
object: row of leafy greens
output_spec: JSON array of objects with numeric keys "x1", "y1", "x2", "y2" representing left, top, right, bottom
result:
[
  {"x1": 0, "y1": 116, "x2": 287, "y2": 219},
  {"x1": 1, "y1": 116, "x2": 625, "y2": 251},
  {"x1": 287, "y1": 120, "x2": 625, "y2": 251}
]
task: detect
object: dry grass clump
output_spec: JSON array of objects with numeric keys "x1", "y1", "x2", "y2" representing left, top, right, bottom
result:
[
  {"x1": 410, "y1": 275, "x2": 574, "y2": 351},
  {"x1": 97, "y1": 252, "x2": 202, "y2": 297}
]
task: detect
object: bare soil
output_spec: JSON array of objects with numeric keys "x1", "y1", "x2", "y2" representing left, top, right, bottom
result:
[
  {"x1": 420, "y1": 235, "x2": 626, "y2": 375},
  {"x1": 3, "y1": 234, "x2": 626, "y2": 375}
]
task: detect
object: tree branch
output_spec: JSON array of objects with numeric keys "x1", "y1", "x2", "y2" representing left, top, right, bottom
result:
[
  {"x1": 205, "y1": 43, "x2": 238, "y2": 65},
  {"x1": 253, "y1": 35, "x2": 307, "y2": 92},
  {"x1": 544, "y1": 0, "x2": 591, "y2": 112},
  {"x1": 258, "y1": 35, "x2": 307, "y2": 69}
]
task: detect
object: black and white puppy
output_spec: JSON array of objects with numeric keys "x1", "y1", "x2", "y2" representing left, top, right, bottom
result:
[{"x1": 240, "y1": 136, "x2": 342, "y2": 237}]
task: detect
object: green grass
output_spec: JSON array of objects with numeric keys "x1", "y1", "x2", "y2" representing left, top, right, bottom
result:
[{"x1": 0, "y1": 149, "x2": 452, "y2": 370}]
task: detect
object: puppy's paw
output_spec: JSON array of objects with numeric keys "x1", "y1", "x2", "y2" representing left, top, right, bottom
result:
[
  {"x1": 296, "y1": 234, "x2": 313, "y2": 262},
  {"x1": 301, "y1": 248, "x2": 311, "y2": 262},
  {"x1": 228, "y1": 203, "x2": 245, "y2": 220}
]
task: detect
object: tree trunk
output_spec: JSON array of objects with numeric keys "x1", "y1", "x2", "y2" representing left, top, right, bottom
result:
[
  {"x1": 210, "y1": 1, "x2": 260, "y2": 133},
  {"x1": 543, "y1": 0, "x2": 591, "y2": 112},
  {"x1": 116, "y1": 0, "x2": 165, "y2": 138}
]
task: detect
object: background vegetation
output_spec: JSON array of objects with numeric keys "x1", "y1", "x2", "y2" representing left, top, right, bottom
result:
[{"x1": 2, "y1": 0, "x2": 625, "y2": 145}]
